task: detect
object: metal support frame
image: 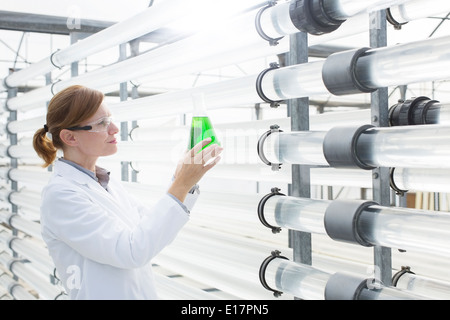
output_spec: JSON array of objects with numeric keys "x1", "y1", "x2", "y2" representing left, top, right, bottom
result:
[
  {"x1": 369, "y1": 10, "x2": 392, "y2": 287},
  {"x1": 119, "y1": 43, "x2": 130, "y2": 183},
  {"x1": 288, "y1": 32, "x2": 312, "y2": 273}
]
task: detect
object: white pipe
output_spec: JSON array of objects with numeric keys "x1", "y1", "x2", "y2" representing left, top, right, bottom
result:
[
  {"x1": 7, "y1": 0, "x2": 445, "y2": 112},
  {"x1": 0, "y1": 252, "x2": 63, "y2": 300},
  {"x1": 0, "y1": 210, "x2": 42, "y2": 239},
  {"x1": 2, "y1": 0, "x2": 266, "y2": 88},
  {"x1": 0, "y1": 272, "x2": 36, "y2": 300},
  {"x1": 395, "y1": 272, "x2": 450, "y2": 300}
]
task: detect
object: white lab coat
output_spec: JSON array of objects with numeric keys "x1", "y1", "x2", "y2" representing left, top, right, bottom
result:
[{"x1": 40, "y1": 160, "x2": 196, "y2": 300}]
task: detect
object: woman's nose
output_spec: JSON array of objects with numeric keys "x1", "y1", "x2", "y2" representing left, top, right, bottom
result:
[{"x1": 109, "y1": 121, "x2": 120, "y2": 134}]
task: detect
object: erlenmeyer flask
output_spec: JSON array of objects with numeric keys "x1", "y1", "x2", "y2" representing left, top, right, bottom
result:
[{"x1": 188, "y1": 93, "x2": 220, "y2": 150}]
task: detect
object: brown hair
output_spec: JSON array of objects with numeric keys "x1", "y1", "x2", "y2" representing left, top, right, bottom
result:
[{"x1": 33, "y1": 85, "x2": 104, "y2": 167}]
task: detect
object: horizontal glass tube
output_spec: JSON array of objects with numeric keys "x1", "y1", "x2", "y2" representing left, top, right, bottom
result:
[
  {"x1": 356, "y1": 35, "x2": 450, "y2": 89},
  {"x1": 263, "y1": 131, "x2": 328, "y2": 166},
  {"x1": 265, "y1": 195, "x2": 450, "y2": 257},
  {"x1": 0, "y1": 273, "x2": 36, "y2": 300},
  {"x1": 358, "y1": 205, "x2": 450, "y2": 257},
  {"x1": 3, "y1": 0, "x2": 266, "y2": 88},
  {"x1": 264, "y1": 195, "x2": 329, "y2": 234},
  {"x1": 0, "y1": 210, "x2": 42, "y2": 239},
  {"x1": 7, "y1": 2, "x2": 448, "y2": 112},
  {"x1": 395, "y1": 272, "x2": 450, "y2": 300},
  {"x1": 393, "y1": 168, "x2": 450, "y2": 193},
  {"x1": 0, "y1": 230, "x2": 54, "y2": 276},
  {"x1": 423, "y1": 102, "x2": 450, "y2": 126},
  {"x1": 264, "y1": 124, "x2": 450, "y2": 169},
  {"x1": 8, "y1": 168, "x2": 51, "y2": 186},
  {"x1": 265, "y1": 257, "x2": 423, "y2": 300},
  {"x1": 357, "y1": 125, "x2": 450, "y2": 168},
  {"x1": 265, "y1": 257, "x2": 329, "y2": 300},
  {"x1": 388, "y1": 0, "x2": 450, "y2": 24},
  {"x1": 324, "y1": 0, "x2": 412, "y2": 20},
  {"x1": 0, "y1": 252, "x2": 63, "y2": 300},
  {"x1": 7, "y1": 116, "x2": 45, "y2": 135},
  {"x1": 358, "y1": 285, "x2": 423, "y2": 300}
]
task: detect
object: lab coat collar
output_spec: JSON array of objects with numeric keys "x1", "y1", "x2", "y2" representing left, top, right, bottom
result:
[{"x1": 53, "y1": 160, "x2": 104, "y2": 190}]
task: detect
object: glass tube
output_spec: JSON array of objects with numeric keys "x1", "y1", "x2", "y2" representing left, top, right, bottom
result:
[
  {"x1": 264, "y1": 195, "x2": 329, "y2": 234},
  {"x1": 393, "y1": 168, "x2": 450, "y2": 193},
  {"x1": 264, "y1": 256, "x2": 423, "y2": 300},
  {"x1": 358, "y1": 205, "x2": 450, "y2": 257},
  {"x1": 324, "y1": 0, "x2": 412, "y2": 20},
  {"x1": 265, "y1": 257, "x2": 329, "y2": 300},
  {"x1": 0, "y1": 273, "x2": 36, "y2": 300},
  {"x1": 423, "y1": 102, "x2": 450, "y2": 125},
  {"x1": 3, "y1": 0, "x2": 266, "y2": 88},
  {"x1": 356, "y1": 35, "x2": 450, "y2": 89},
  {"x1": 264, "y1": 131, "x2": 328, "y2": 166},
  {"x1": 357, "y1": 125, "x2": 450, "y2": 168},
  {"x1": 395, "y1": 272, "x2": 450, "y2": 300},
  {"x1": 6, "y1": 253, "x2": 63, "y2": 300},
  {"x1": 358, "y1": 285, "x2": 424, "y2": 300},
  {"x1": 388, "y1": 0, "x2": 450, "y2": 24},
  {"x1": 261, "y1": 61, "x2": 328, "y2": 101}
]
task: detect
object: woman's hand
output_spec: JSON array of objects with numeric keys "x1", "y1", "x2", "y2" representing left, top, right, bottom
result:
[{"x1": 169, "y1": 138, "x2": 223, "y2": 203}]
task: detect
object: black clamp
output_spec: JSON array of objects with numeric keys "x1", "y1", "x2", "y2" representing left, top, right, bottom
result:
[
  {"x1": 255, "y1": 1, "x2": 284, "y2": 46},
  {"x1": 392, "y1": 266, "x2": 415, "y2": 287},
  {"x1": 256, "y1": 63, "x2": 284, "y2": 108},
  {"x1": 323, "y1": 125, "x2": 375, "y2": 170},
  {"x1": 51, "y1": 79, "x2": 62, "y2": 96},
  {"x1": 257, "y1": 125, "x2": 283, "y2": 171},
  {"x1": 324, "y1": 199, "x2": 377, "y2": 247},
  {"x1": 386, "y1": 8, "x2": 409, "y2": 30},
  {"x1": 50, "y1": 49, "x2": 62, "y2": 69},
  {"x1": 322, "y1": 47, "x2": 376, "y2": 96},
  {"x1": 389, "y1": 96, "x2": 439, "y2": 126},
  {"x1": 258, "y1": 187, "x2": 285, "y2": 234},
  {"x1": 389, "y1": 168, "x2": 408, "y2": 196},
  {"x1": 289, "y1": 0, "x2": 345, "y2": 36},
  {"x1": 259, "y1": 250, "x2": 289, "y2": 297}
]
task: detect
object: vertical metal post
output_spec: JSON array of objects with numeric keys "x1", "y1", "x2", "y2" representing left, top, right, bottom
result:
[
  {"x1": 6, "y1": 69, "x2": 18, "y2": 221},
  {"x1": 288, "y1": 32, "x2": 312, "y2": 268},
  {"x1": 119, "y1": 43, "x2": 130, "y2": 182},
  {"x1": 369, "y1": 10, "x2": 392, "y2": 287}
]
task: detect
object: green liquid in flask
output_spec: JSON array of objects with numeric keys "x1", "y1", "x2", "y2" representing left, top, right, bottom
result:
[{"x1": 189, "y1": 116, "x2": 220, "y2": 150}]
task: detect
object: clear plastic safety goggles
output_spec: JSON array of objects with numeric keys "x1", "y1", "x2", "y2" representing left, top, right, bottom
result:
[{"x1": 67, "y1": 116, "x2": 114, "y2": 133}]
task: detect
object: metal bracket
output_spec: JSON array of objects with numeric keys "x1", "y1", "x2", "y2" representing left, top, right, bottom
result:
[
  {"x1": 256, "y1": 63, "x2": 284, "y2": 108},
  {"x1": 255, "y1": 1, "x2": 284, "y2": 46}
]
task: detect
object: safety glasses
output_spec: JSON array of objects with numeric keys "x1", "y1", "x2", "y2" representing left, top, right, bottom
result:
[{"x1": 67, "y1": 116, "x2": 114, "y2": 133}]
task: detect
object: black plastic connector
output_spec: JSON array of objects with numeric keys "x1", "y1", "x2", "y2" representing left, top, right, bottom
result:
[
  {"x1": 324, "y1": 199, "x2": 377, "y2": 247},
  {"x1": 389, "y1": 96, "x2": 440, "y2": 126},
  {"x1": 289, "y1": 0, "x2": 345, "y2": 36},
  {"x1": 323, "y1": 125, "x2": 375, "y2": 170},
  {"x1": 325, "y1": 272, "x2": 369, "y2": 300},
  {"x1": 322, "y1": 47, "x2": 376, "y2": 96}
]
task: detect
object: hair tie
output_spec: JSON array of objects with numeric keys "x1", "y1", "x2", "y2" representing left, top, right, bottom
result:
[{"x1": 44, "y1": 124, "x2": 49, "y2": 132}]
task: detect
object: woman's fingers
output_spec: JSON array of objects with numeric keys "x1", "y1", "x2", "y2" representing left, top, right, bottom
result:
[
  {"x1": 191, "y1": 137, "x2": 212, "y2": 156},
  {"x1": 193, "y1": 143, "x2": 223, "y2": 166}
]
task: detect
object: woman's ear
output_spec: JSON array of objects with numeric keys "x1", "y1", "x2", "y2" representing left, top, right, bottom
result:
[{"x1": 59, "y1": 129, "x2": 79, "y2": 147}]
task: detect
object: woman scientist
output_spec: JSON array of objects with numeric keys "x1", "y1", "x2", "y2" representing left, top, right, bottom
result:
[{"x1": 33, "y1": 85, "x2": 222, "y2": 300}]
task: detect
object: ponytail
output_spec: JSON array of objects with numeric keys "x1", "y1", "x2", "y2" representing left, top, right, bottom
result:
[{"x1": 33, "y1": 127, "x2": 57, "y2": 168}]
